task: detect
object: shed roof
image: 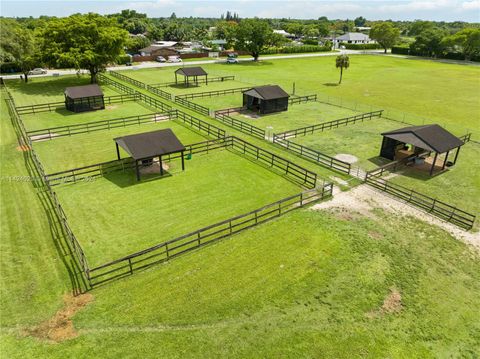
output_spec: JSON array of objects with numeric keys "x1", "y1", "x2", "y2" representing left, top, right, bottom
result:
[
  {"x1": 175, "y1": 67, "x2": 208, "y2": 77},
  {"x1": 114, "y1": 129, "x2": 185, "y2": 160},
  {"x1": 64, "y1": 84, "x2": 103, "y2": 99},
  {"x1": 381, "y1": 124, "x2": 464, "y2": 153},
  {"x1": 243, "y1": 85, "x2": 289, "y2": 100}
]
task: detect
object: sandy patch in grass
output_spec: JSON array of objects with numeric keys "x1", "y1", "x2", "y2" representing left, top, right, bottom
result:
[
  {"x1": 367, "y1": 288, "x2": 402, "y2": 318},
  {"x1": 24, "y1": 293, "x2": 93, "y2": 343},
  {"x1": 139, "y1": 161, "x2": 170, "y2": 175},
  {"x1": 334, "y1": 153, "x2": 358, "y2": 164},
  {"x1": 16, "y1": 144, "x2": 31, "y2": 152},
  {"x1": 30, "y1": 133, "x2": 60, "y2": 142},
  {"x1": 153, "y1": 114, "x2": 170, "y2": 122},
  {"x1": 106, "y1": 105, "x2": 118, "y2": 110},
  {"x1": 312, "y1": 184, "x2": 480, "y2": 249}
]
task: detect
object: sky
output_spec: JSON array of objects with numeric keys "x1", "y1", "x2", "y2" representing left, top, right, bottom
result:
[{"x1": 1, "y1": 0, "x2": 479, "y2": 22}]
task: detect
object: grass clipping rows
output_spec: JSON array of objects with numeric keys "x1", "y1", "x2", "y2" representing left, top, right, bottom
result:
[{"x1": 25, "y1": 293, "x2": 93, "y2": 343}]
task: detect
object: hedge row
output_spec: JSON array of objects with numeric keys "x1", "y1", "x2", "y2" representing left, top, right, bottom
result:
[
  {"x1": 261, "y1": 45, "x2": 331, "y2": 55},
  {"x1": 391, "y1": 46, "x2": 480, "y2": 62},
  {"x1": 341, "y1": 43, "x2": 383, "y2": 50}
]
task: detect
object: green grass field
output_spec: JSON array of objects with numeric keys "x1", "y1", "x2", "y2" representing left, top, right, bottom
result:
[
  {"x1": 169, "y1": 55, "x2": 480, "y2": 137},
  {"x1": 291, "y1": 118, "x2": 404, "y2": 171},
  {"x1": 54, "y1": 149, "x2": 302, "y2": 266},
  {"x1": 7, "y1": 75, "x2": 121, "y2": 106},
  {"x1": 21, "y1": 101, "x2": 158, "y2": 131},
  {"x1": 2, "y1": 54, "x2": 480, "y2": 358},
  {"x1": 33, "y1": 120, "x2": 207, "y2": 173}
]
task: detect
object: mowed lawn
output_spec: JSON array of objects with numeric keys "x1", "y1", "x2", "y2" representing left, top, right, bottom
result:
[
  {"x1": 2, "y1": 88, "x2": 480, "y2": 357},
  {"x1": 292, "y1": 117, "x2": 400, "y2": 170},
  {"x1": 33, "y1": 120, "x2": 207, "y2": 173},
  {"x1": 232, "y1": 101, "x2": 364, "y2": 133},
  {"x1": 21, "y1": 101, "x2": 158, "y2": 131},
  {"x1": 390, "y1": 142, "x2": 480, "y2": 227},
  {"x1": 6, "y1": 75, "x2": 121, "y2": 106},
  {"x1": 54, "y1": 149, "x2": 302, "y2": 266},
  {"x1": 189, "y1": 56, "x2": 480, "y2": 137}
]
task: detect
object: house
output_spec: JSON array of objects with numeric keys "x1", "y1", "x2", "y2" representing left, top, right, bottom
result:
[
  {"x1": 332, "y1": 32, "x2": 375, "y2": 48},
  {"x1": 138, "y1": 45, "x2": 178, "y2": 57},
  {"x1": 210, "y1": 39, "x2": 228, "y2": 51}
]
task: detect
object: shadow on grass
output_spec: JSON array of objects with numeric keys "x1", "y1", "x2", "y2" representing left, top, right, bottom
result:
[
  {"x1": 323, "y1": 83, "x2": 340, "y2": 87},
  {"x1": 367, "y1": 156, "x2": 391, "y2": 167},
  {"x1": 103, "y1": 167, "x2": 173, "y2": 188}
]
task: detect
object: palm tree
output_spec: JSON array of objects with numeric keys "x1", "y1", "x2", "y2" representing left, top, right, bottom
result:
[{"x1": 336, "y1": 54, "x2": 350, "y2": 84}]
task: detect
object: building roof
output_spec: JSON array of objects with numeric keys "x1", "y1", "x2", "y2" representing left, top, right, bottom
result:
[
  {"x1": 243, "y1": 85, "x2": 290, "y2": 100},
  {"x1": 153, "y1": 41, "x2": 178, "y2": 47},
  {"x1": 273, "y1": 29, "x2": 294, "y2": 37},
  {"x1": 381, "y1": 124, "x2": 464, "y2": 153},
  {"x1": 175, "y1": 67, "x2": 208, "y2": 77},
  {"x1": 211, "y1": 39, "x2": 227, "y2": 45},
  {"x1": 114, "y1": 129, "x2": 185, "y2": 160},
  {"x1": 337, "y1": 32, "x2": 370, "y2": 41},
  {"x1": 64, "y1": 84, "x2": 103, "y2": 99}
]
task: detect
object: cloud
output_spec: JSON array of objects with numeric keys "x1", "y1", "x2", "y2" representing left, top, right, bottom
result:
[{"x1": 461, "y1": 0, "x2": 480, "y2": 9}]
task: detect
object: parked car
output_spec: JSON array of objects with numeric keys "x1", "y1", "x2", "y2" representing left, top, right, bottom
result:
[
  {"x1": 167, "y1": 56, "x2": 182, "y2": 63},
  {"x1": 28, "y1": 68, "x2": 47, "y2": 75},
  {"x1": 226, "y1": 53, "x2": 238, "y2": 64},
  {"x1": 155, "y1": 56, "x2": 166, "y2": 63}
]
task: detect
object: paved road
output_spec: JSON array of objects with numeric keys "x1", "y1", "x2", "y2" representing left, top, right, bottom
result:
[{"x1": 0, "y1": 50, "x2": 385, "y2": 79}]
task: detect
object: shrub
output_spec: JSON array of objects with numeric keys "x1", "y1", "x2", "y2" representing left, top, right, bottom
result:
[
  {"x1": 391, "y1": 46, "x2": 410, "y2": 55},
  {"x1": 261, "y1": 45, "x2": 331, "y2": 55},
  {"x1": 341, "y1": 43, "x2": 383, "y2": 50},
  {"x1": 302, "y1": 39, "x2": 319, "y2": 45},
  {"x1": 116, "y1": 54, "x2": 132, "y2": 65},
  {"x1": 0, "y1": 62, "x2": 21, "y2": 74}
]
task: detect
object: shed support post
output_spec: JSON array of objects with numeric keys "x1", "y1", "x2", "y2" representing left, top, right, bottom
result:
[
  {"x1": 175, "y1": 73, "x2": 177, "y2": 85},
  {"x1": 442, "y1": 150, "x2": 450, "y2": 170},
  {"x1": 181, "y1": 151, "x2": 185, "y2": 171},
  {"x1": 116, "y1": 142, "x2": 121, "y2": 160},
  {"x1": 453, "y1": 146, "x2": 461, "y2": 164},
  {"x1": 429, "y1": 152, "x2": 438, "y2": 176},
  {"x1": 135, "y1": 160, "x2": 140, "y2": 181},
  {"x1": 206, "y1": 75, "x2": 208, "y2": 85},
  {"x1": 160, "y1": 155, "x2": 163, "y2": 176}
]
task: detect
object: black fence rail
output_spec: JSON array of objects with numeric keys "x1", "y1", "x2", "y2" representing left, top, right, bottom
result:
[
  {"x1": 175, "y1": 110, "x2": 225, "y2": 139},
  {"x1": 45, "y1": 137, "x2": 232, "y2": 185},
  {"x1": 289, "y1": 94, "x2": 317, "y2": 105},
  {"x1": 176, "y1": 86, "x2": 252, "y2": 100},
  {"x1": 150, "y1": 75, "x2": 235, "y2": 88},
  {"x1": 365, "y1": 174, "x2": 475, "y2": 230},
  {"x1": 15, "y1": 94, "x2": 139, "y2": 115},
  {"x1": 26, "y1": 111, "x2": 176, "y2": 141},
  {"x1": 214, "y1": 111, "x2": 266, "y2": 139},
  {"x1": 230, "y1": 136, "x2": 317, "y2": 188},
  {"x1": 3, "y1": 87, "x2": 91, "y2": 285},
  {"x1": 87, "y1": 185, "x2": 332, "y2": 286},
  {"x1": 273, "y1": 137, "x2": 351, "y2": 174},
  {"x1": 109, "y1": 70, "x2": 172, "y2": 101},
  {"x1": 174, "y1": 96, "x2": 210, "y2": 117},
  {"x1": 274, "y1": 110, "x2": 384, "y2": 140},
  {"x1": 98, "y1": 73, "x2": 136, "y2": 94}
]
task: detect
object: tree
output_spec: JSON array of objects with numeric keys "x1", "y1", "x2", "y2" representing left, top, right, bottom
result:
[
  {"x1": 335, "y1": 54, "x2": 350, "y2": 84},
  {"x1": 234, "y1": 18, "x2": 276, "y2": 61},
  {"x1": 0, "y1": 19, "x2": 37, "y2": 83},
  {"x1": 38, "y1": 14, "x2": 128, "y2": 83},
  {"x1": 110, "y1": 9, "x2": 148, "y2": 34},
  {"x1": 214, "y1": 21, "x2": 238, "y2": 48},
  {"x1": 354, "y1": 16, "x2": 367, "y2": 27},
  {"x1": 410, "y1": 27, "x2": 446, "y2": 57},
  {"x1": 126, "y1": 35, "x2": 151, "y2": 53},
  {"x1": 442, "y1": 28, "x2": 480, "y2": 60},
  {"x1": 408, "y1": 21, "x2": 434, "y2": 36},
  {"x1": 370, "y1": 22, "x2": 400, "y2": 53}
]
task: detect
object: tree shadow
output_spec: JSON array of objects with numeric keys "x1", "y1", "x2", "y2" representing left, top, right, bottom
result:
[{"x1": 323, "y1": 83, "x2": 339, "y2": 87}]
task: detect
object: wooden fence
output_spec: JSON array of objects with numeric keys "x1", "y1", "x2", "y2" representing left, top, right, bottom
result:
[
  {"x1": 15, "y1": 94, "x2": 139, "y2": 115},
  {"x1": 175, "y1": 86, "x2": 251, "y2": 100},
  {"x1": 150, "y1": 76, "x2": 235, "y2": 88},
  {"x1": 87, "y1": 186, "x2": 332, "y2": 286},
  {"x1": 109, "y1": 70, "x2": 172, "y2": 101},
  {"x1": 175, "y1": 110, "x2": 225, "y2": 139},
  {"x1": 26, "y1": 111, "x2": 176, "y2": 141},
  {"x1": 365, "y1": 174, "x2": 475, "y2": 230},
  {"x1": 3, "y1": 87, "x2": 91, "y2": 285},
  {"x1": 273, "y1": 137, "x2": 351, "y2": 174},
  {"x1": 174, "y1": 96, "x2": 210, "y2": 116},
  {"x1": 289, "y1": 94, "x2": 317, "y2": 105},
  {"x1": 46, "y1": 136, "x2": 317, "y2": 189},
  {"x1": 274, "y1": 110, "x2": 384, "y2": 140},
  {"x1": 214, "y1": 111, "x2": 266, "y2": 139}
]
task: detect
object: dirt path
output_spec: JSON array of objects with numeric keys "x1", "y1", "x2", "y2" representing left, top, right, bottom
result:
[{"x1": 312, "y1": 184, "x2": 480, "y2": 249}]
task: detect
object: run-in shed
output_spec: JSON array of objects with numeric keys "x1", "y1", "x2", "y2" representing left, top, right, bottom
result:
[
  {"x1": 114, "y1": 129, "x2": 186, "y2": 181},
  {"x1": 174, "y1": 67, "x2": 208, "y2": 87},
  {"x1": 380, "y1": 124, "x2": 464, "y2": 175},
  {"x1": 64, "y1": 84, "x2": 105, "y2": 113},
  {"x1": 242, "y1": 85, "x2": 289, "y2": 114}
]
